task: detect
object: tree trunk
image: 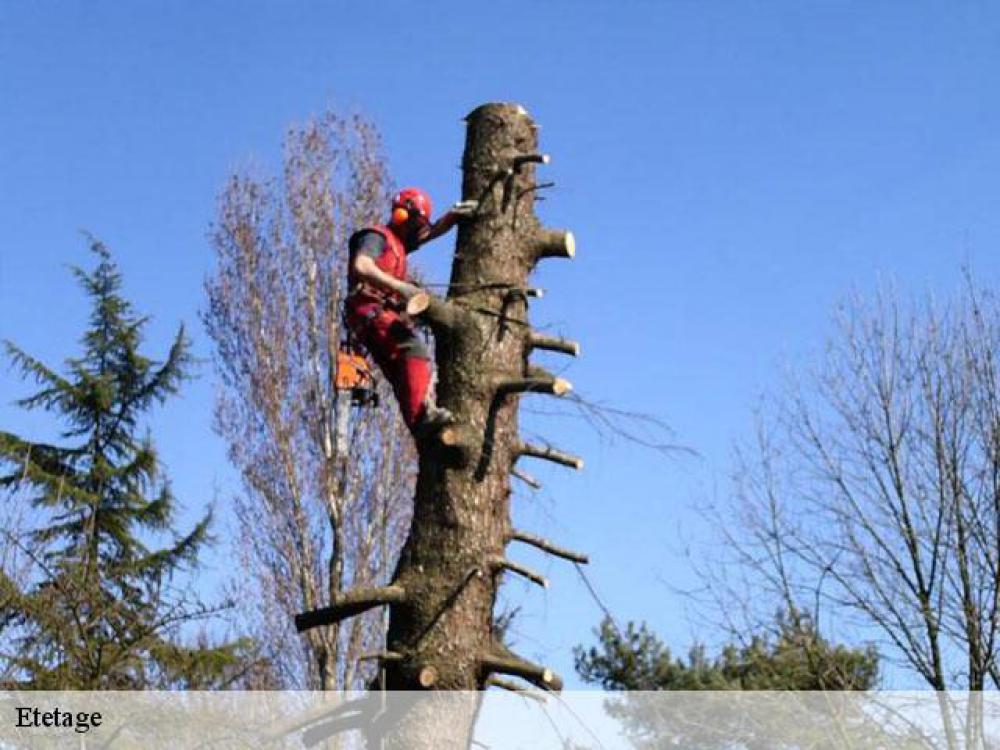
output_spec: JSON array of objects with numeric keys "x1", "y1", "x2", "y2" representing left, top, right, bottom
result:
[
  {"x1": 294, "y1": 102, "x2": 578, "y2": 748},
  {"x1": 386, "y1": 100, "x2": 561, "y2": 683}
]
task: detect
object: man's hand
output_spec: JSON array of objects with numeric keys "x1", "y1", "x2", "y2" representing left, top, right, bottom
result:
[
  {"x1": 415, "y1": 200, "x2": 480, "y2": 246},
  {"x1": 396, "y1": 280, "x2": 422, "y2": 300},
  {"x1": 353, "y1": 254, "x2": 420, "y2": 300},
  {"x1": 449, "y1": 199, "x2": 479, "y2": 218}
]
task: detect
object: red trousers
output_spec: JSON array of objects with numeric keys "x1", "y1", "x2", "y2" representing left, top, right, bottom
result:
[{"x1": 345, "y1": 299, "x2": 432, "y2": 429}]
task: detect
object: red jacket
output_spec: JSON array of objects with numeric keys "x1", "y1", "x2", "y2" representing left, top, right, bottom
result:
[{"x1": 347, "y1": 225, "x2": 408, "y2": 306}]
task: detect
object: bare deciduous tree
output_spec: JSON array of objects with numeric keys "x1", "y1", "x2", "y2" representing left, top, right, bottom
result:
[
  {"x1": 204, "y1": 110, "x2": 414, "y2": 690},
  {"x1": 703, "y1": 278, "x2": 1000, "y2": 744}
]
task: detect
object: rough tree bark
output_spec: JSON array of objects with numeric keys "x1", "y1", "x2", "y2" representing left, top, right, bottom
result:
[{"x1": 294, "y1": 102, "x2": 581, "y2": 747}]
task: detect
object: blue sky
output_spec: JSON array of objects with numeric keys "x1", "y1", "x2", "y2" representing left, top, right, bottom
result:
[{"x1": 2, "y1": 2, "x2": 999, "y2": 688}]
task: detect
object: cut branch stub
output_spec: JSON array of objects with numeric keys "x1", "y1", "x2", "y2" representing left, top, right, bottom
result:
[
  {"x1": 510, "y1": 152, "x2": 550, "y2": 170},
  {"x1": 525, "y1": 365, "x2": 573, "y2": 393},
  {"x1": 518, "y1": 441, "x2": 584, "y2": 470},
  {"x1": 528, "y1": 332, "x2": 580, "y2": 357},
  {"x1": 508, "y1": 530, "x2": 589, "y2": 564},
  {"x1": 437, "y1": 423, "x2": 477, "y2": 467},
  {"x1": 502, "y1": 154, "x2": 549, "y2": 211},
  {"x1": 488, "y1": 554, "x2": 548, "y2": 588},
  {"x1": 418, "y1": 665, "x2": 440, "y2": 688},
  {"x1": 532, "y1": 228, "x2": 575, "y2": 261},
  {"x1": 406, "y1": 291, "x2": 461, "y2": 330},
  {"x1": 294, "y1": 585, "x2": 406, "y2": 633},
  {"x1": 487, "y1": 676, "x2": 548, "y2": 703},
  {"x1": 511, "y1": 467, "x2": 542, "y2": 490},
  {"x1": 480, "y1": 648, "x2": 564, "y2": 692},
  {"x1": 494, "y1": 373, "x2": 572, "y2": 397},
  {"x1": 506, "y1": 287, "x2": 544, "y2": 300}
]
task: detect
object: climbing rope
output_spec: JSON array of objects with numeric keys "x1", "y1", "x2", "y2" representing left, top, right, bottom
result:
[
  {"x1": 419, "y1": 281, "x2": 530, "y2": 296},
  {"x1": 573, "y1": 562, "x2": 627, "y2": 646},
  {"x1": 413, "y1": 282, "x2": 534, "y2": 328}
]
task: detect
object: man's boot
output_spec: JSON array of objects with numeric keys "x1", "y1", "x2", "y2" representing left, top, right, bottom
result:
[{"x1": 419, "y1": 401, "x2": 454, "y2": 430}]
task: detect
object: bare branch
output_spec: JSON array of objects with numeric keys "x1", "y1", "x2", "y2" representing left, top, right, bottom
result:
[
  {"x1": 294, "y1": 585, "x2": 406, "y2": 633},
  {"x1": 510, "y1": 467, "x2": 541, "y2": 490},
  {"x1": 480, "y1": 648, "x2": 563, "y2": 691},
  {"x1": 510, "y1": 153, "x2": 550, "y2": 170},
  {"x1": 559, "y1": 392, "x2": 695, "y2": 457},
  {"x1": 509, "y1": 530, "x2": 589, "y2": 564},
  {"x1": 488, "y1": 554, "x2": 548, "y2": 588},
  {"x1": 494, "y1": 372, "x2": 572, "y2": 397},
  {"x1": 486, "y1": 676, "x2": 548, "y2": 702},
  {"x1": 528, "y1": 333, "x2": 580, "y2": 357},
  {"x1": 517, "y1": 441, "x2": 584, "y2": 470}
]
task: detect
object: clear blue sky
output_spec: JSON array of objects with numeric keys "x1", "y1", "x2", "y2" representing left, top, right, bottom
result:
[{"x1": 2, "y1": 2, "x2": 999, "y2": 688}]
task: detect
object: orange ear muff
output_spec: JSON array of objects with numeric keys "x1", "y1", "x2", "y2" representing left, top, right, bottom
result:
[{"x1": 391, "y1": 207, "x2": 409, "y2": 225}]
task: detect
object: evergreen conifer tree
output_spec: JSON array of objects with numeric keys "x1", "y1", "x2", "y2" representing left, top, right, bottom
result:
[
  {"x1": 575, "y1": 612, "x2": 878, "y2": 691},
  {"x1": 574, "y1": 614, "x2": 883, "y2": 748},
  {"x1": 0, "y1": 238, "x2": 251, "y2": 688}
]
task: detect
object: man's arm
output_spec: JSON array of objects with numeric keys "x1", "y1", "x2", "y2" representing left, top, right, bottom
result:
[
  {"x1": 350, "y1": 230, "x2": 420, "y2": 299},
  {"x1": 411, "y1": 200, "x2": 479, "y2": 250},
  {"x1": 352, "y1": 254, "x2": 420, "y2": 300}
]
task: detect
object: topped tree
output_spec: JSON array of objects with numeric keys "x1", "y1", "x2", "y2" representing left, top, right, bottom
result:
[
  {"x1": 0, "y1": 238, "x2": 249, "y2": 689},
  {"x1": 292, "y1": 103, "x2": 583, "y2": 747}
]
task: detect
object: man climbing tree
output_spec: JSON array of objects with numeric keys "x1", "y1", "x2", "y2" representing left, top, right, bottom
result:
[
  {"x1": 345, "y1": 188, "x2": 477, "y2": 433},
  {"x1": 292, "y1": 103, "x2": 582, "y2": 748}
]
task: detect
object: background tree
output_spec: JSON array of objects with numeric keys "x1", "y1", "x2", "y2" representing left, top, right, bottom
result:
[
  {"x1": 204, "y1": 109, "x2": 414, "y2": 690},
  {"x1": 0, "y1": 238, "x2": 249, "y2": 689},
  {"x1": 696, "y1": 278, "x2": 1000, "y2": 746},
  {"x1": 707, "y1": 280, "x2": 1000, "y2": 688},
  {"x1": 574, "y1": 616, "x2": 894, "y2": 749},
  {"x1": 575, "y1": 612, "x2": 877, "y2": 691}
]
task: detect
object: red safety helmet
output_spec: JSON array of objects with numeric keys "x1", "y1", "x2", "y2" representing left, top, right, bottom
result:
[{"x1": 391, "y1": 187, "x2": 433, "y2": 228}]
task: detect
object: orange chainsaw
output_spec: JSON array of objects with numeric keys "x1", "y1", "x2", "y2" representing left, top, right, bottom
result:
[{"x1": 335, "y1": 346, "x2": 378, "y2": 407}]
